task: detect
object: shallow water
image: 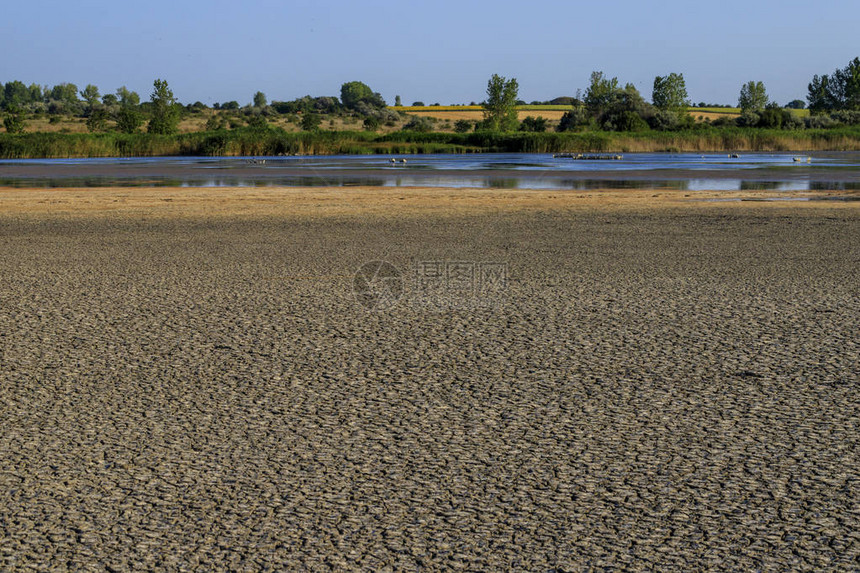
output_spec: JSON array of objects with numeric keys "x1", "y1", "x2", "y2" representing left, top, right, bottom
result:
[{"x1": 2, "y1": 152, "x2": 860, "y2": 191}]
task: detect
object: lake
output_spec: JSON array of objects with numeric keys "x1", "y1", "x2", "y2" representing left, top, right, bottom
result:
[{"x1": 2, "y1": 152, "x2": 860, "y2": 191}]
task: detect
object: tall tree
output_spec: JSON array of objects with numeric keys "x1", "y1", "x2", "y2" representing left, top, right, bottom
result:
[
  {"x1": 116, "y1": 86, "x2": 140, "y2": 107},
  {"x1": 833, "y1": 57, "x2": 860, "y2": 111},
  {"x1": 253, "y1": 91, "x2": 267, "y2": 108},
  {"x1": 147, "y1": 79, "x2": 180, "y2": 135},
  {"x1": 652, "y1": 73, "x2": 690, "y2": 114},
  {"x1": 28, "y1": 83, "x2": 44, "y2": 104},
  {"x1": 738, "y1": 81, "x2": 768, "y2": 113},
  {"x1": 80, "y1": 84, "x2": 100, "y2": 105},
  {"x1": 584, "y1": 71, "x2": 620, "y2": 117},
  {"x1": 4, "y1": 81, "x2": 30, "y2": 107},
  {"x1": 807, "y1": 74, "x2": 835, "y2": 113},
  {"x1": 482, "y1": 74, "x2": 519, "y2": 131},
  {"x1": 50, "y1": 83, "x2": 79, "y2": 103},
  {"x1": 340, "y1": 81, "x2": 385, "y2": 110}
]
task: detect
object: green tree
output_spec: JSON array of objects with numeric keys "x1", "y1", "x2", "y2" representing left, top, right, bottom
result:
[
  {"x1": 584, "y1": 71, "x2": 620, "y2": 117},
  {"x1": 556, "y1": 107, "x2": 589, "y2": 131},
  {"x1": 247, "y1": 114, "x2": 268, "y2": 130},
  {"x1": 116, "y1": 86, "x2": 140, "y2": 107},
  {"x1": 340, "y1": 81, "x2": 386, "y2": 110},
  {"x1": 4, "y1": 81, "x2": 29, "y2": 107},
  {"x1": 28, "y1": 83, "x2": 44, "y2": 104},
  {"x1": 301, "y1": 112, "x2": 321, "y2": 131},
  {"x1": 518, "y1": 116, "x2": 547, "y2": 132},
  {"x1": 147, "y1": 79, "x2": 181, "y2": 134},
  {"x1": 80, "y1": 84, "x2": 100, "y2": 106},
  {"x1": 102, "y1": 93, "x2": 118, "y2": 106},
  {"x1": 739, "y1": 81, "x2": 768, "y2": 113},
  {"x1": 363, "y1": 116, "x2": 380, "y2": 131},
  {"x1": 394, "y1": 95, "x2": 402, "y2": 107},
  {"x1": 652, "y1": 73, "x2": 690, "y2": 114},
  {"x1": 86, "y1": 107, "x2": 109, "y2": 132},
  {"x1": 253, "y1": 91, "x2": 267, "y2": 107},
  {"x1": 4, "y1": 105, "x2": 27, "y2": 133},
  {"x1": 785, "y1": 99, "x2": 806, "y2": 109},
  {"x1": 50, "y1": 83, "x2": 79, "y2": 103},
  {"x1": 482, "y1": 74, "x2": 519, "y2": 131},
  {"x1": 115, "y1": 106, "x2": 143, "y2": 133},
  {"x1": 453, "y1": 119, "x2": 472, "y2": 133},
  {"x1": 834, "y1": 57, "x2": 860, "y2": 110},
  {"x1": 599, "y1": 84, "x2": 652, "y2": 131}
]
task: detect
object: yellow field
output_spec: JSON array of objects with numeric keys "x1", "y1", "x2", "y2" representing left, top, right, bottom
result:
[{"x1": 406, "y1": 110, "x2": 568, "y2": 122}]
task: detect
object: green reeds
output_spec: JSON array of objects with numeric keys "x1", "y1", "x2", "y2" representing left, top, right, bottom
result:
[{"x1": 1, "y1": 126, "x2": 859, "y2": 158}]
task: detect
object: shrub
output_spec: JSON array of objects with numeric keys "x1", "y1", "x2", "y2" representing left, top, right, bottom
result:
[
  {"x1": 758, "y1": 107, "x2": 791, "y2": 129},
  {"x1": 4, "y1": 108, "x2": 26, "y2": 134},
  {"x1": 115, "y1": 107, "x2": 143, "y2": 133},
  {"x1": 247, "y1": 115, "x2": 268, "y2": 130},
  {"x1": 301, "y1": 113, "x2": 321, "y2": 131},
  {"x1": 556, "y1": 108, "x2": 589, "y2": 132},
  {"x1": 402, "y1": 116, "x2": 433, "y2": 132},
  {"x1": 736, "y1": 112, "x2": 760, "y2": 127},
  {"x1": 453, "y1": 119, "x2": 472, "y2": 133},
  {"x1": 804, "y1": 115, "x2": 837, "y2": 129},
  {"x1": 649, "y1": 110, "x2": 680, "y2": 131},
  {"x1": 518, "y1": 116, "x2": 548, "y2": 132},
  {"x1": 86, "y1": 108, "x2": 109, "y2": 132},
  {"x1": 831, "y1": 110, "x2": 860, "y2": 125},
  {"x1": 602, "y1": 111, "x2": 648, "y2": 132}
]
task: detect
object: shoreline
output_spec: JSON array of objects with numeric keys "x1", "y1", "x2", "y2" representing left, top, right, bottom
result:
[{"x1": 1, "y1": 185, "x2": 859, "y2": 219}]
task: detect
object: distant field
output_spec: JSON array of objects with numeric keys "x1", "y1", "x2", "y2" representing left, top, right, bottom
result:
[
  {"x1": 688, "y1": 107, "x2": 810, "y2": 119},
  {"x1": 396, "y1": 105, "x2": 572, "y2": 123},
  {"x1": 393, "y1": 105, "x2": 575, "y2": 112}
]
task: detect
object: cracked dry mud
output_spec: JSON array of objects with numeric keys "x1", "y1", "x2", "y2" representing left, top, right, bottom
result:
[{"x1": 1, "y1": 197, "x2": 858, "y2": 570}]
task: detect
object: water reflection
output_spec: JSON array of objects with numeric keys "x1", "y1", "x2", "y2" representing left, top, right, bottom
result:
[
  {"x1": 2, "y1": 152, "x2": 860, "y2": 191},
  {"x1": 0, "y1": 175, "x2": 852, "y2": 192}
]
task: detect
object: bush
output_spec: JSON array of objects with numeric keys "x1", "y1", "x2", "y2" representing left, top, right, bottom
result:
[
  {"x1": 301, "y1": 113, "x2": 321, "y2": 131},
  {"x1": 453, "y1": 119, "x2": 472, "y2": 133},
  {"x1": 402, "y1": 116, "x2": 433, "y2": 132},
  {"x1": 649, "y1": 110, "x2": 680, "y2": 131},
  {"x1": 804, "y1": 115, "x2": 837, "y2": 129},
  {"x1": 86, "y1": 108, "x2": 109, "y2": 132},
  {"x1": 556, "y1": 108, "x2": 589, "y2": 132},
  {"x1": 602, "y1": 111, "x2": 648, "y2": 132},
  {"x1": 247, "y1": 115, "x2": 268, "y2": 130},
  {"x1": 736, "y1": 112, "x2": 760, "y2": 127},
  {"x1": 758, "y1": 107, "x2": 791, "y2": 129},
  {"x1": 115, "y1": 107, "x2": 143, "y2": 133},
  {"x1": 4, "y1": 109, "x2": 26, "y2": 134},
  {"x1": 363, "y1": 116, "x2": 380, "y2": 131},
  {"x1": 831, "y1": 111, "x2": 860, "y2": 126},
  {"x1": 518, "y1": 116, "x2": 548, "y2": 132}
]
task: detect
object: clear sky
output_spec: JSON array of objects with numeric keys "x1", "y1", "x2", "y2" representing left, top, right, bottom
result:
[{"x1": 2, "y1": 0, "x2": 858, "y2": 107}]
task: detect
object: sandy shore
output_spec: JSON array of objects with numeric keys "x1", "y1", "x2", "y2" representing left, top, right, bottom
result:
[{"x1": 1, "y1": 186, "x2": 858, "y2": 570}]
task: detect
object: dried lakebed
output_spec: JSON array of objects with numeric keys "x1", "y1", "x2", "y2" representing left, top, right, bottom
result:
[{"x1": 0, "y1": 198, "x2": 858, "y2": 570}]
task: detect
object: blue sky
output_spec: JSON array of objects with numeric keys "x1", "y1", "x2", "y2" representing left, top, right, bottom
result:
[{"x1": 2, "y1": 0, "x2": 857, "y2": 107}]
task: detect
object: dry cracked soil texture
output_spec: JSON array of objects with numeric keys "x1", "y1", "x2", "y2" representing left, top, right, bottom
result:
[{"x1": 0, "y1": 205, "x2": 859, "y2": 571}]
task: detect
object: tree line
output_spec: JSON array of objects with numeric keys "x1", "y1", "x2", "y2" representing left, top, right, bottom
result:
[{"x1": 3, "y1": 57, "x2": 860, "y2": 135}]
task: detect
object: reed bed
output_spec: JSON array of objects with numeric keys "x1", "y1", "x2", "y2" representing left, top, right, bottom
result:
[{"x1": 1, "y1": 127, "x2": 859, "y2": 158}]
